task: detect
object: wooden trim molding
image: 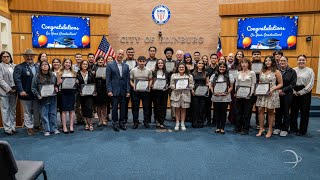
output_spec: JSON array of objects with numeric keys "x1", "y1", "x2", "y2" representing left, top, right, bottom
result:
[
  {"x1": 9, "y1": 0, "x2": 111, "y2": 16},
  {"x1": 219, "y1": 0, "x2": 320, "y2": 16},
  {"x1": 0, "y1": 9, "x2": 11, "y2": 20}
]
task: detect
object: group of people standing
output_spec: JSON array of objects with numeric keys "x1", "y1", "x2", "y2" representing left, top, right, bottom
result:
[{"x1": 0, "y1": 46, "x2": 315, "y2": 138}]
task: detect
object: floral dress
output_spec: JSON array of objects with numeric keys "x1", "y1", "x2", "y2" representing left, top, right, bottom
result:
[{"x1": 256, "y1": 72, "x2": 280, "y2": 109}]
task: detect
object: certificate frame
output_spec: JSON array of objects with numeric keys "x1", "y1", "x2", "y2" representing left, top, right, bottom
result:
[
  {"x1": 153, "y1": 78, "x2": 167, "y2": 90},
  {"x1": 80, "y1": 84, "x2": 96, "y2": 96},
  {"x1": 146, "y1": 60, "x2": 157, "y2": 70},
  {"x1": 165, "y1": 61, "x2": 175, "y2": 72},
  {"x1": 175, "y1": 78, "x2": 189, "y2": 90},
  {"x1": 61, "y1": 77, "x2": 77, "y2": 89},
  {"x1": 252, "y1": 63, "x2": 263, "y2": 74},
  {"x1": 95, "y1": 67, "x2": 106, "y2": 78},
  {"x1": 254, "y1": 83, "x2": 270, "y2": 96},
  {"x1": 195, "y1": 85, "x2": 209, "y2": 97},
  {"x1": 39, "y1": 84, "x2": 56, "y2": 97},
  {"x1": 213, "y1": 82, "x2": 228, "y2": 93},
  {"x1": 135, "y1": 79, "x2": 149, "y2": 92},
  {"x1": 229, "y1": 69, "x2": 239, "y2": 78},
  {"x1": 235, "y1": 86, "x2": 251, "y2": 98},
  {"x1": 125, "y1": 60, "x2": 136, "y2": 70}
]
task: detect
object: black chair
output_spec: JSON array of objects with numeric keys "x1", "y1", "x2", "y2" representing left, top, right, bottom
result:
[{"x1": 0, "y1": 141, "x2": 47, "y2": 180}]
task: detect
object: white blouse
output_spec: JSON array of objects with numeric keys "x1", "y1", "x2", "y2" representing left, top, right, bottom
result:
[
  {"x1": 235, "y1": 70, "x2": 256, "y2": 95},
  {"x1": 293, "y1": 67, "x2": 315, "y2": 95}
]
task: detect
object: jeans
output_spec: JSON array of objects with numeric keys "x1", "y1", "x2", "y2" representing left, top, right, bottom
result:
[
  {"x1": 20, "y1": 99, "x2": 40, "y2": 128},
  {"x1": 40, "y1": 97, "x2": 58, "y2": 132},
  {"x1": 0, "y1": 93, "x2": 17, "y2": 132}
]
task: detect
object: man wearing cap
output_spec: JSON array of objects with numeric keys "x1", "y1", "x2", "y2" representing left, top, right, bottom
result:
[{"x1": 13, "y1": 48, "x2": 40, "y2": 135}]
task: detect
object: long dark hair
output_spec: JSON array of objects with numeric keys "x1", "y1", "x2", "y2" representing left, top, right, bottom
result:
[
  {"x1": 37, "y1": 52, "x2": 47, "y2": 63},
  {"x1": 183, "y1": 53, "x2": 193, "y2": 65},
  {"x1": 194, "y1": 60, "x2": 206, "y2": 79},
  {"x1": 51, "y1": 58, "x2": 61, "y2": 72},
  {"x1": 0, "y1": 51, "x2": 13, "y2": 63},
  {"x1": 80, "y1": 60, "x2": 90, "y2": 71},
  {"x1": 39, "y1": 60, "x2": 53, "y2": 84},
  {"x1": 95, "y1": 55, "x2": 105, "y2": 67},
  {"x1": 239, "y1": 58, "x2": 252, "y2": 71},
  {"x1": 234, "y1": 51, "x2": 244, "y2": 69},
  {"x1": 212, "y1": 62, "x2": 229, "y2": 83},
  {"x1": 154, "y1": 59, "x2": 166, "y2": 76},
  {"x1": 174, "y1": 62, "x2": 189, "y2": 75},
  {"x1": 262, "y1": 56, "x2": 277, "y2": 72}
]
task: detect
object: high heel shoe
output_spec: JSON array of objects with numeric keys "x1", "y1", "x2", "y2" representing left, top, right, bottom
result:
[
  {"x1": 256, "y1": 129, "x2": 265, "y2": 137},
  {"x1": 215, "y1": 129, "x2": 221, "y2": 133},
  {"x1": 89, "y1": 124, "x2": 94, "y2": 131},
  {"x1": 265, "y1": 130, "x2": 272, "y2": 138}
]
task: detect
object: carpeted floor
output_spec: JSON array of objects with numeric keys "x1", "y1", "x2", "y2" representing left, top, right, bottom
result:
[{"x1": 1, "y1": 108, "x2": 320, "y2": 179}]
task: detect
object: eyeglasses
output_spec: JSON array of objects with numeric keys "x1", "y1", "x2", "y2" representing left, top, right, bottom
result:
[{"x1": 2, "y1": 56, "x2": 10, "y2": 58}]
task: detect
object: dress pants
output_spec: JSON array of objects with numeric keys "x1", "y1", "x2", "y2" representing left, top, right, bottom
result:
[
  {"x1": 290, "y1": 91, "x2": 311, "y2": 134},
  {"x1": 0, "y1": 92, "x2": 17, "y2": 132},
  {"x1": 111, "y1": 96, "x2": 127, "y2": 127},
  {"x1": 20, "y1": 99, "x2": 40, "y2": 129},
  {"x1": 205, "y1": 92, "x2": 213, "y2": 125},
  {"x1": 214, "y1": 102, "x2": 229, "y2": 130},
  {"x1": 192, "y1": 96, "x2": 206, "y2": 127},
  {"x1": 148, "y1": 90, "x2": 155, "y2": 123},
  {"x1": 153, "y1": 90, "x2": 168, "y2": 125},
  {"x1": 235, "y1": 98, "x2": 252, "y2": 131},
  {"x1": 275, "y1": 94, "x2": 293, "y2": 131},
  {"x1": 132, "y1": 91, "x2": 151, "y2": 123}
]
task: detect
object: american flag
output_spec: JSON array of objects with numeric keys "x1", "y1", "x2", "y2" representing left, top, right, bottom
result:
[
  {"x1": 216, "y1": 35, "x2": 223, "y2": 58},
  {"x1": 94, "y1": 35, "x2": 115, "y2": 61}
]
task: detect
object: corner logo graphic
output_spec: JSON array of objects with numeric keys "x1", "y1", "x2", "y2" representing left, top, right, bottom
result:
[
  {"x1": 152, "y1": 5, "x2": 171, "y2": 25},
  {"x1": 283, "y1": 150, "x2": 302, "y2": 168}
]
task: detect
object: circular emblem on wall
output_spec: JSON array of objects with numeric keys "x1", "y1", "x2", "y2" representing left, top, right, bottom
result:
[{"x1": 152, "y1": 5, "x2": 171, "y2": 25}]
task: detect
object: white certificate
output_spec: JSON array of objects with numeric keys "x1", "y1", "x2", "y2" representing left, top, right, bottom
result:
[
  {"x1": 146, "y1": 60, "x2": 157, "y2": 70},
  {"x1": 165, "y1": 61, "x2": 175, "y2": 72},
  {"x1": 252, "y1": 63, "x2": 263, "y2": 74},
  {"x1": 195, "y1": 85, "x2": 208, "y2": 96},
  {"x1": 95, "y1": 67, "x2": 106, "y2": 78},
  {"x1": 254, "y1": 83, "x2": 270, "y2": 96},
  {"x1": 135, "y1": 80, "x2": 149, "y2": 92},
  {"x1": 175, "y1": 78, "x2": 189, "y2": 90},
  {"x1": 214, "y1": 82, "x2": 227, "y2": 93},
  {"x1": 153, "y1": 79, "x2": 167, "y2": 90},
  {"x1": 81, "y1": 84, "x2": 96, "y2": 96},
  {"x1": 61, "y1": 77, "x2": 77, "y2": 89},
  {"x1": 40, "y1": 84, "x2": 56, "y2": 97},
  {"x1": 229, "y1": 70, "x2": 239, "y2": 78},
  {"x1": 125, "y1": 60, "x2": 136, "y2": 70},
  {"x1": 236, "y1": 86, "x2": 251, "y2": 98}
]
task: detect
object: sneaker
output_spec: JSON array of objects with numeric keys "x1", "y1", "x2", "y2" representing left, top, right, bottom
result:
[
  {"x1": 280, "y1": 131, "x2": 288, "y2": 137},
  {"x1": 273, "y1": 129, "x2": 281, "y2": 135},
  {"x1": 27, "y1": 128, "x2": 35, "y2": 136},
  {"x1": 174, "y1": 125, "x2": 179, "y2": 131},
  {"x1": 53, "y1": 129, "x2": 60, "y2": 134},
  {"x1": 181, "y1": 125, "x2": 186, "y2": 131},
  {"x1": 44, "y1": 132, "x2": 50, "y2": 136}
]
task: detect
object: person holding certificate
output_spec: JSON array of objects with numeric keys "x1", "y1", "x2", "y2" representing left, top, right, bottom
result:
[
  {"x1": 130, "y1": 56, "x2": 153, "y2": 129},
  {"x1": 31, "y1": 61, "x2": 59, "y2": 136},
  {"x1": 191, "y1": 60, "x2": 209, "y2": 128},
  {"x1": 170, "y1": 63, "x2": 195, "y2": 131},
  {"x1": 93, "y1": 56, "x2": 109, "y2": 127},
  {"x1": 152, "y1": 59, "x2": 170, "y2": 129},
  {"x1": 255, "y1": 56, "x2": 283, "y2": 138},
  {"x1": 183, "y1": 53, "x2": 195, "y2": 123},
  {"x1": 57, "y1": 58, "x2": 77, "y2": 134},
  {"x1": 77, "y1": 60, "x2": 96, "y2": 131},
  {"x1": 234, "y1": 59, "x2": 256, "y2": 135},
  {"x1": 290, "y1": 55, "x2": 315, "y2": 136},
  {"x1": 0, "y1": 51, "x2": 17, "y2": 135},
  {"x1": 51, "y1": 58, "x2": 62, "y2": 124},
  {"x1": 210, "y1": 62, "x2": 235, "y2": 134}
]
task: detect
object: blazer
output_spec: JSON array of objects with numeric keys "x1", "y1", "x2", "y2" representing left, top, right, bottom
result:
[
  {"x1": 106, "y1": 60, "x2": 130, "y2": 96},
  {"x1": 13, "y1": 62, "x2": 39, "y2": 100},
  {"x1": 0, "y1": 62, "x2": 15, "y2": 96}
]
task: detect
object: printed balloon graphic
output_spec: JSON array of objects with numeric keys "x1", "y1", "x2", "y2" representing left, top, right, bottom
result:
[
  {"x1": 82, "y1": 35, "x2": 90, "y2": 47},
  {"x1": 287, "y1": 36, "x2": 296, "y2": 47},
  {"x1": 38, "y1": 35, "x2": 48, "y2": 47},
  {"x1": 242, "y1": 37, "x2": 252, "y2": 48}
]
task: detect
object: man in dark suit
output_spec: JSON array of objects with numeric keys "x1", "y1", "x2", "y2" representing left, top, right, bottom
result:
[
  {"x1": 13, "y1": 48, "x2": 40, "y2": 135},
  {"x1": 106, "y1": 49, "x2": 130, "y2": 131}
]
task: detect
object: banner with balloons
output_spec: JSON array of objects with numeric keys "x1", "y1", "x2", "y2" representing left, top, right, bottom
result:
[
  {"x1": 237, "y1": 16, "x2": 298, "y2": 50},
  {"x1": 32, "y1": 15, "x2": 90, "y2": 48}
]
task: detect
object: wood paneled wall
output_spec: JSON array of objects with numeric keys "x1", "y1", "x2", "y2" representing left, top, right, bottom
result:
[{"x1": 219, "y1": 1, "x2": 320, "y2": 94}]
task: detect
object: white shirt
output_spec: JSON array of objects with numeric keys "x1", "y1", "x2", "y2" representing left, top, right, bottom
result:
[
  {"x1": 293, "y1": 67, "x2": 315, "y2": 95},
  {"x1": 116, "y1": 61, "x2": 123, "y2": 77}
]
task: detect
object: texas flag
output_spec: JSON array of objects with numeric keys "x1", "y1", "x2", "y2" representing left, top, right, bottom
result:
[{"x1": 217, "y1": 35, "x2": 223, "y2": 58}]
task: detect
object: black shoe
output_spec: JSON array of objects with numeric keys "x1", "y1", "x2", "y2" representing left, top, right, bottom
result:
[
  {"x1": 70, "y1": 130, "x2": 74, "y2": 133},
  {"x1": 63, "y1": 130, "x2": 69, "y2": 134},
  {"x1": 144, "y1": 122, "x2": 150, "y2": 128},
  {"x1": 76, "y1": 121, "x2": 85, "y2": 125},
  {"x1": 296, "y1": 132, "x2": 306, "y2": 136},
  {"x1": 241, "y1": 130, "x2": 249, "y2": 135},
  {"x1": 5, "y1": 131, "x2": 13, "y2": 135},
  {"x1": 113, "y1": 126, "x2": 119, "y2": 132},
  {"x1": 12, "y1": 129, "x2": 18, "y2": 134},
  {"x1": 119, "y1": 125, "x2": 127, "y2": 130},
  {"x1": 233, "y1": 128, "x2": 241, "y2": 133},
  {"x1": 133, "y1": 122, "x2": 139, "y2": 129}
]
